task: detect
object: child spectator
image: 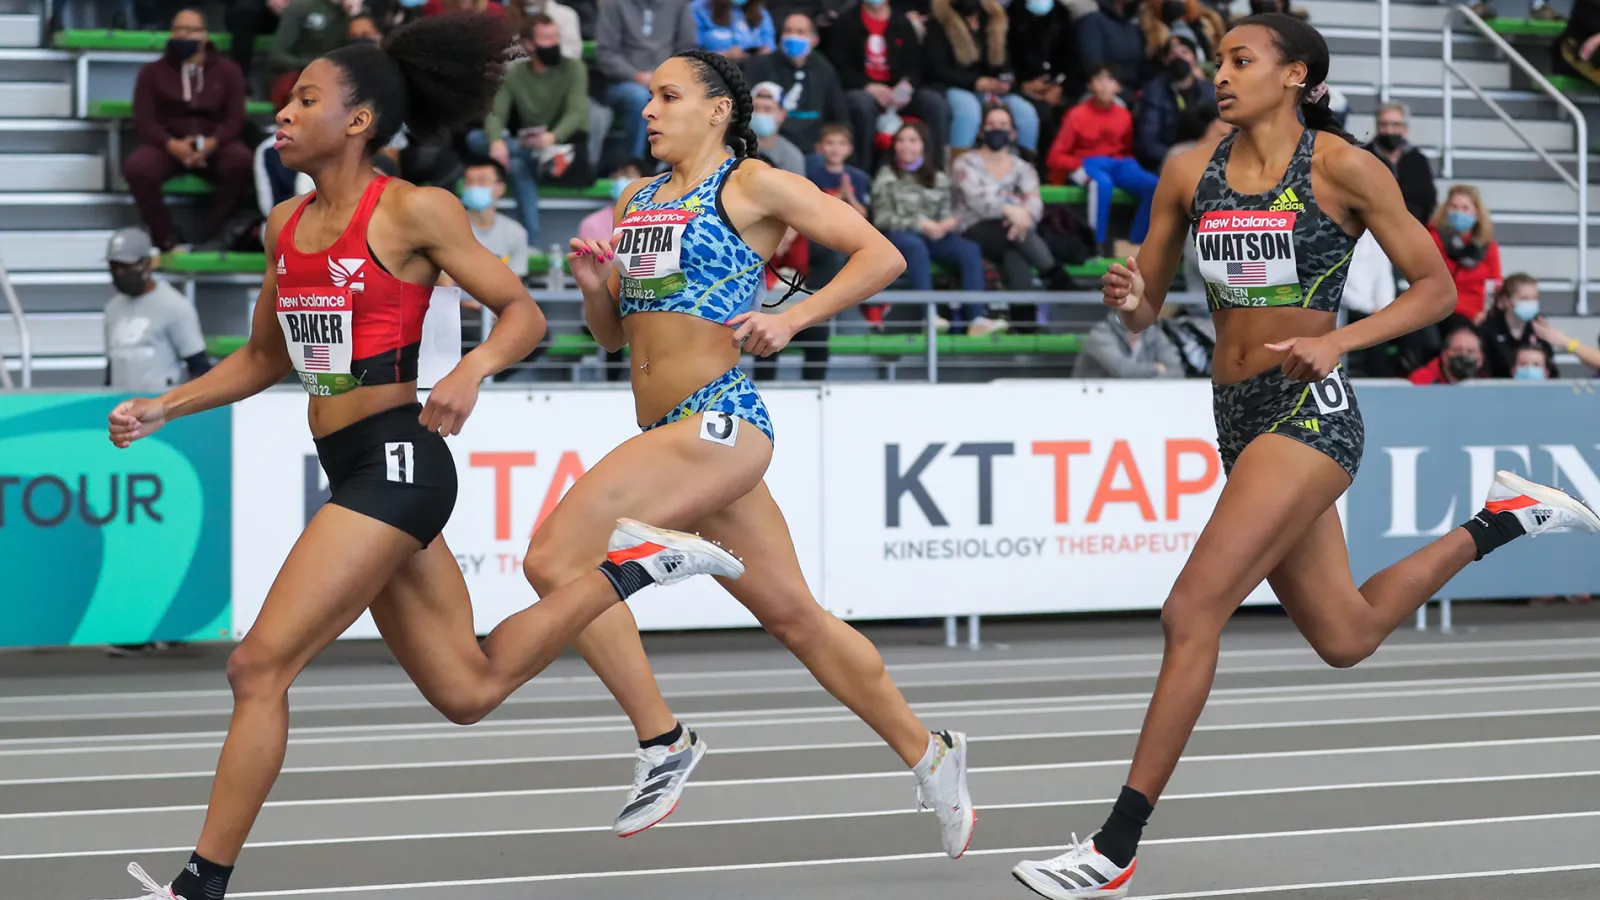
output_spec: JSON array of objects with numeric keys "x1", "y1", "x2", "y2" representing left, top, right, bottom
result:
[
  {"x1": 693, "y1": 0, "x2": 776, "y2": 58},
  {"x1": 1046, "y1": 66, "x2": 1158, "y2": 250},
  {"x1": 1512, "y1": 343, "x2": 1554, "y2": 380},
  {"x1": 1429, "y1": 184, "x2": 1502, "y2": 322},
  {"x1": 924, "y1": 0, "x2": 1039, "y2": 153},
  {"x1": 803, "y1": 125, "x2": 871, "y2": 297},
  {"x1": 1479, "y1": 273, "x2": 1558, "y2": 378}
]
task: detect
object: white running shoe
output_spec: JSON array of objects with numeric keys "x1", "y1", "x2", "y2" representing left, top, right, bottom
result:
[
  {"x1": 103, "y1": 863, "x2": 180, "y2": 899},
  {"x1": 914, "y1": 730, "x2": 976, "y2": 859},
  {"x1": 607, "y1": 518, "x2": 745, "y2": 585},
  {"x1": 1013, "y1": 833, "x2": 1136, "y2": 899},
  {"x1": 1484, "y1": 470, "x2": 1600, "y2": 536},
  {"x1": 613, "y1": 726, "x2": 707, "y2": 837}
]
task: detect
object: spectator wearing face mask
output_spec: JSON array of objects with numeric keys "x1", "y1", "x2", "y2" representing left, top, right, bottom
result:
[
  {"x1": 1134, "y1": 35, "x2": 1216, "y2": 172},
  {"x1": 1365, "y1": 102, "x2": 1435, "y2": 225},
  {"x1": 693, "y1": 0, "x2": 776, "y2": 58},
  {"x1": 1139, "y1": 0, "x2": 1224, "y2": 68},
  {"x1": 925, "y1": 0, "x2": 1040, "y2": 153},
  {"x1": 1007, "y1": 0, "x2": 1077, "y2": 161},
  {"x1": 469, "y1": 14, "x2": 591, "y2": 245},
  {"x1": 1511, "y1": 343, "x2": 1555, "y2": 381},
  {"x1": 749, "y1": 81, "x2": 806, "y2": 175},
  {"x1": 1478, "y1": 273, "x2": 1558, "y2": 379},
  {"x1": 1410, "y1": 315, "x2": 1486, "y2": 385},
  {"x1": 1077, "y1": 0, "x2": 1145, "y2": 101},
  {"x1": 506, "y1": 0, "x2": 585, "y2": 60},
  {"x1": 820, "y1": 0, "x2": 950, "y2": 170},
  {"x1": 103, "y1": 228, "x2": 210, "y2": 392},
  {"x1": 1046, "y1": 67, "x2": 1157, "y2": 251},
  {"x1": 1429, "y1": 184, "x2": 1502, "y2": 322},
  {"x1": 745, "y1": 14, "x2": 851, "y2": 154},
  {"x1": 447, "y1": 157, "x2": 531, "y2": 375},
  {"x1": 1533, "y1": 317, "x2": 1600, "y2": 373}
]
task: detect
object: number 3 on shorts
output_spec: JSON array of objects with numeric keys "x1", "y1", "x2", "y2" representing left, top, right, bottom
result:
[
  {"x1": 1310, "y1": 369, "x2": 1350, "y2": 415},
  {"x1": 700, "y1": 411, "x2": 739, "y2": 447}
]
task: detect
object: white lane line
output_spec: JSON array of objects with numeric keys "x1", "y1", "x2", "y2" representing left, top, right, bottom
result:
[
  {"x1": 7, "y1": 669, "x2": 1599, "y2": 752},
  {"x1": 6, "y1": 701, "x2": 1600, "y2": 787},
  {"x1": 216, "y1": 811, "x2": 1600, "y2": 896},
  {"x1": 3, "y1": 649, "x2": 1595, "y2": 724},
  {"x1": 8, "y1": 733, "x2": 1600, "y2": 821},
  {"x1": 1134, "y1": 863, "x2": 1600, "y2": 899},
  {"x1": 11, "y1": 634, "x2": 1600, "y2": 705},
  {"x1": 6, "y1": 768, "x2": 1599, "y2": 861}
]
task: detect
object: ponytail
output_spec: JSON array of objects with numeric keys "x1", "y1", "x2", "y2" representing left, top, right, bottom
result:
[
  {"x1": 1299, "y1": 84, "x2": 1358, "y2": 145},
  {"x1": 673, "y1": 49, "x2": 760, "y2": 160}
]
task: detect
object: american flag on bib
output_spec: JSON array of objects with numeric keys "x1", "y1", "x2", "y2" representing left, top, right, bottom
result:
[
  {"x1": 304, "y1": 345, "x2": 331, "y2": 372},
  {"x1": 1227, "y1": 261, "x2": 1267, "y2": 285},
  {"x1": 628, "y1": 255, "x2": 657, "y2": 278}
]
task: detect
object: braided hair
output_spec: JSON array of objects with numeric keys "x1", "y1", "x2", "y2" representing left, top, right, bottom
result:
[{"x1": 672, "y1": 49, "x2": 760, "y2": 160}]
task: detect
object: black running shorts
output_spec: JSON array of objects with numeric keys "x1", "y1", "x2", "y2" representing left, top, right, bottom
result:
[
  {"x1": 313, "y1": 402, "x2": 457, "y2": 544},
  {"x1": 1212, "y1": 365, "x2": 1364, "y2": 480}
]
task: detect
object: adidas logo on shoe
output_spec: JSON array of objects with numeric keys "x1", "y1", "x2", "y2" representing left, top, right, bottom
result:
[{"x1": 659, "y1": 553, "x2": 685, "y2": 573}]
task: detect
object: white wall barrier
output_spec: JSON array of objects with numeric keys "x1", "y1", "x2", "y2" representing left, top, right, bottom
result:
[{"x1": 230, "y1": 380, "x2": 1279, "y2": 639}]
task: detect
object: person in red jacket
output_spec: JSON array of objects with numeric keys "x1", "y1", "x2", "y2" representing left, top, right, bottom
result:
[
  {"x1": 1045, "y1": 66, "x2": 1159, "y2": 246},
  {"x1": 1428, "y1": 183, "x2": 1502, "y2": 322},
  {"x1": 124, "y1": 8, "x2": 251, "y2": 252}
]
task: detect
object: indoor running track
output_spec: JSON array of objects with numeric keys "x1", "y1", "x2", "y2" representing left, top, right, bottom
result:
[{"x1": 5, "y1": 607, "x2": 1600, "y2": 900}]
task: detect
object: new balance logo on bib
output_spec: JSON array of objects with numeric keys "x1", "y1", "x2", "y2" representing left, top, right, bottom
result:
[{"x1": 1195, "y1": 210, "x2": 1302, "y2": 307}]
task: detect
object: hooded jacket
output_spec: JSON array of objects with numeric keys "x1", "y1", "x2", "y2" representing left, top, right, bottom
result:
[{"x1": 133, "y1": 41, "x2": 247, "y2": 150}]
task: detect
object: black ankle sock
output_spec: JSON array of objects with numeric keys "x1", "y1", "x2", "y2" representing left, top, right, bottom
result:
[
  {"x1": 640, "y1": 722, "x2": 684, "y2": 750},
  {"x1": 1095, "y1": 785, "x2": 1154, "y2": 868},
  {"x1": 598, "y1": 559, "x2": 655, "y2": 600},
  {"x1": 1461, "y1": 508, "x2": 1527, "y2": 561},
  {"x1": 171, "y1": 852, "x2": 233, "y2": 900}
]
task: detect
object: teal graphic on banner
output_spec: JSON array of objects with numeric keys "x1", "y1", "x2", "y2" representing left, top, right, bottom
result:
[
  {"x1": 1347, "y1": 382, "x2": 1600, "y2": 598},
  {"x1": 0, "y1": 394, "x2": 231, "y2": 647}
]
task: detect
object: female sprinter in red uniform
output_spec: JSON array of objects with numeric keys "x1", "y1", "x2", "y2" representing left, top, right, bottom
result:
[
  {"x1": 106, "y1": 16, "x2": 741, "y2": 900},
  {"x1": 1010, "y1": 14, "x2": 1600, "y2": 898},
  {"x1": 520, "y1": 49, "x2": 977, "y2": 857}
]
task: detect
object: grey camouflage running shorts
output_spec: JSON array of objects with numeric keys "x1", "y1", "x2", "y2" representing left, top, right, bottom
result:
[{"x1": 1212, "y1": 365, "x2": 1364, "y2": 480}]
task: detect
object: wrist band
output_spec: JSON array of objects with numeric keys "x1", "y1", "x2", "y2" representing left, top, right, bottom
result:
[{"x1": 1568, "y1": 339, "x2": 1581, "y2": 353}]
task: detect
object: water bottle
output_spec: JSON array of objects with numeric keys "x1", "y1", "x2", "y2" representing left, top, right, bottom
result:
[{"x1": 547, "y1": 242, "x2": 564, "y2": 291}]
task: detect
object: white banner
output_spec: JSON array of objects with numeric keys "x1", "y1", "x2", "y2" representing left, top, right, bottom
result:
[
  {"x1": 818, "y1": 380, "x2": 1277, "y2": 619},
  {"x1": 231, "y1": 386, "x2": 823, "y2": 639}
]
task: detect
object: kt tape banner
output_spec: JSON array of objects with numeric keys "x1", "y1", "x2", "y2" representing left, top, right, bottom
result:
[{"x1": 0, "y1": 393, "x2": 232, "y2": 647}]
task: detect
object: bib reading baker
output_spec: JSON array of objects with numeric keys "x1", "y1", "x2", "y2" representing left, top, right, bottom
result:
[
  {"x1": 278, "y1": 287, "x2": 358, "y2": 395},
  {"x1": 614, "y1": 208, "x2": 691, "y2": 301},
  {"x1": 1195, "y1": 210, "x2": 1301, "y2": 307}
]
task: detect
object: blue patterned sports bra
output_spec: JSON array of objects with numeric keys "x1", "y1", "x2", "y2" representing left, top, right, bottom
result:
[{"x1": 612, "y1": 157, "x2": 766, "y2": 324}]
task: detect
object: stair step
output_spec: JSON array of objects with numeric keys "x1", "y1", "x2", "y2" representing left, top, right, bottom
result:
[
  {"x1": 1334, "y1": 53, "x2": 1511, "y2": 90},
  {"x1": 1345, "y1": 112, "x2": 1574, "y2": 152},
  {"x1": 0, "y1": 153, "x2": 103, "y2": 191},
  {"x1": 0, "y1": 82, "x2": 69, "y2": 118},
  {"x1": 1314, "y1": 0, "x2": 1448, "y2": 30},
  {"x1": 0, "y1": 229, "x2": 113, "y2": 271},
  {"x1": 0, "y1": 13, "x2": 37, "y2": 48},
  {"x1": 1456, "y1": 177, "x2": 1600, "y2": 214},
  {"x1": 0, "y1": 311, "x2": 103, "y2": 357}
]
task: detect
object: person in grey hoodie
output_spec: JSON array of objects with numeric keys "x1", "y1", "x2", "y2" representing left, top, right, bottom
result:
[
  {"x1": 1073, "y1": 309, "x2": 1185, "y2": 378},
  {"x1": 595, "y1": 0, "x2": 699, "y2": 160}
]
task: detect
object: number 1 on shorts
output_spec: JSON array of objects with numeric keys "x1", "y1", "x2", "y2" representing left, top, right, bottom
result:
[{"x1": 385, "y1": 442, "x2": 414, "y2": 484}]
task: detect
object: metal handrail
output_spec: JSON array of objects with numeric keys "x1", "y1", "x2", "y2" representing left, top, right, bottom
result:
[
  {"x1": 1379, "y1": 0, "x2": 1391, "y2": 104},
  {"x1": 0, "y1": 255, "x2": 30, "y2": 389},
  {"x1": 1443, "y1": 4, "x2": 1589, "y2": 314}
]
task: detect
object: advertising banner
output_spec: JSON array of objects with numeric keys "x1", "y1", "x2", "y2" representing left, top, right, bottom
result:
[
  {"x1": 817, "y1": 381, "x2": 1278, "y2": 619},
  {"x1": 231, "y1": 387, "x2": 823, "y2": 639},
  {"x1": 0, "y1": 393, "x2": 231, "y2": 647},
  {"x1": 1346, "y1": 382, "x2": 1600, "y2": 597}
]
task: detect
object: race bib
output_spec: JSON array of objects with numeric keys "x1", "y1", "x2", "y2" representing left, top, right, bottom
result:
[
  {"x1": 613, "y1": 208, "x2": 692, "y2": 301},
  {"x1": 1195, "y1": 210, "x2": 1302, "y2": 307},
  {"x1": 277, "y1": 287, "x2": 357, "y2": 396}
]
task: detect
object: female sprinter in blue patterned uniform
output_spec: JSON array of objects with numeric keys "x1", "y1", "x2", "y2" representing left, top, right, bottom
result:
[
  {"x1": 1010, "y1": 13, "x2": 1600, "y2": 898},
  {"x1": 528, "y1": 48, "x2": 976, "y2": 857},
  {"x1": 105, "y1": 16, "x2": 741, "y2": 900}
]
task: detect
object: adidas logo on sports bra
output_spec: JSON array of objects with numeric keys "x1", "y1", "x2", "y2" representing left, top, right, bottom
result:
[{"x1": 1269, "y1": 188, "x2": 1305, "y2": 212}]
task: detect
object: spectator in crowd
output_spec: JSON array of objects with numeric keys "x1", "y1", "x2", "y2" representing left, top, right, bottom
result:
[
  {"x1": 1046, "y1": 67, "x2": 1158, "y2": 251},
  {"x1": 1009, "y1": 0, "x2": 1079, "y2": 162},
  {"x1": 1074, "y1": 309, "x2": 1185, "y2": 377},
  {"x1": 746, "y1": 15, "x2": 851, "y2": 154},
  {"x1": 579, "y1": 158, "x2": 648, "y2": 241},
  {"x1": 822, "y1": 0, "x2": 950, "y2": 170},
  {"x1": 1409, "y1": 314, "x2": 1486, "y2": 385},
  {"x1": 1558, "y1": 0, "x2": 1600, "y2": 87},
  {"x1": 1478, "y1": 273, "x2": 1558, "y2": 378},
  {"x1": 1533, "y1": 316, "x2": 1600, "y2": 372},
  {"x1": 1341, "y1": 229, "x2": 1399, "y2": 377},
  {"x1": 871, "y1": 121, "x2": 985, "y2": 331},
  {"x1": 595, "y1": 0, "x2": 697, "y2": 162},
  {"x1": 953, "y1": 103, "x2": 1057, "y2": 333},
  {"x1": 925, "y1": 0, "x2": 1040, "y2": 153},
  {"x1": 347, "y1": 13, "x2": 383, "y2": 41},
  {"x1": 225, "y1": 0, "x2": 285, "y2": 81},
  {"x1": 1139, "y1": 0, "x2": 1225, "y2": 66},
  {"x1": 1134, "y1": 34, "x2": 1216, "y2": 172},
  {"x1": 268, "y1": 0, "x2": 361, "y2": 108},
  {"x1": 441, "y1": 157, "x2": 533, "y2": 377},
  {"x1": 803, "y1": 124, "x2": 871, "y2": 295},
  {"x1": 1511, "y1": 343, "x2": 1555, "y2": 380},
  {"x1": 752, "y1": 82, "x2": 807, "y2": 174},
  {"x1": 507, "y1": 0, "x2": 585, "y2": 59},
  {"x1": 103, "y1": 228, "x2": 210, "y2": 392},
  {"x1": 1429, "y1": 184, "x2": 1502, "y2": 322},
  {"x1": 1247, "y1": 0, "x2": 1307, "y2": 19},
  {"x1": 470, "y1": 13, "x2": 591, "y2": 244},
  {"x1": 126, "y1": 8, "x2": 252, "y2": 254},
  {"x1": 423, "y1": 0, "x2": 507, "y2": 14},
  {"x1": 1365, "y1": 102, "x2": 1435, "y2": 225},
  {"x1": 1076, "y1": 0, "x2": 1145, "y2": 102},
  {"x1": 694, "y1": 0, "x2": 776, "y2": 58}
]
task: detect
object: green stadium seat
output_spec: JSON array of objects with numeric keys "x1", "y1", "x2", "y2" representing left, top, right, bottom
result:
[
  {"x1": 89, "y1": 98, "x2": 276, "y2": 118},
  {"x1": 1040, "y1": 184, "x2": 1135, "y2": 205},
  {"x1": 53, "y1": 29, "x2": 272, "y2": 54},
  {"x1": 205, "y1": 335, "x2": 248, "y2": 357},
  {"x1": 161, "y1": 173, "x2": 215, "y2": 194},
  {"x1": 1484, "y1": 17, "x2": 1566, "y2": 38},
  {"x1": 1546, "y1": 73, "x2": 1597, "y2": 94},
  {"x1": 162, "y1": 251, "x2": 266, "y2": 273}
]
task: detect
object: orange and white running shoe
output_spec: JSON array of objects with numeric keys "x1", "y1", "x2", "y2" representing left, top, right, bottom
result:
[
  {"x1": 607, "y1": 518, "x2": 745, "y2": 585},
  {"x1": 1013, "y1": 833, "x2": 1135, "y2": 898},
  {"x1": 1483, "y1": 470, "x2": 1600, "y2": 537}
]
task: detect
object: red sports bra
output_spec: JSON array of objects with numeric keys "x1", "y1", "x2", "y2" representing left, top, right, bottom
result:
[{"x1": 275, "y1": 176, "x2": 434, "y2": 396}]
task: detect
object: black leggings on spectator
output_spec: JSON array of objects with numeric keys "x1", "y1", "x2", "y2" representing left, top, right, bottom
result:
[
  {"x1": 964, "y1": 220, "x2": 1056, "y2": 289},
  {"x1": 226, "y1": 0, "x2": 278, "y2": 81},
  {"x1": 844, "y1": 88, "x2": 951, "y2": 171}
]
